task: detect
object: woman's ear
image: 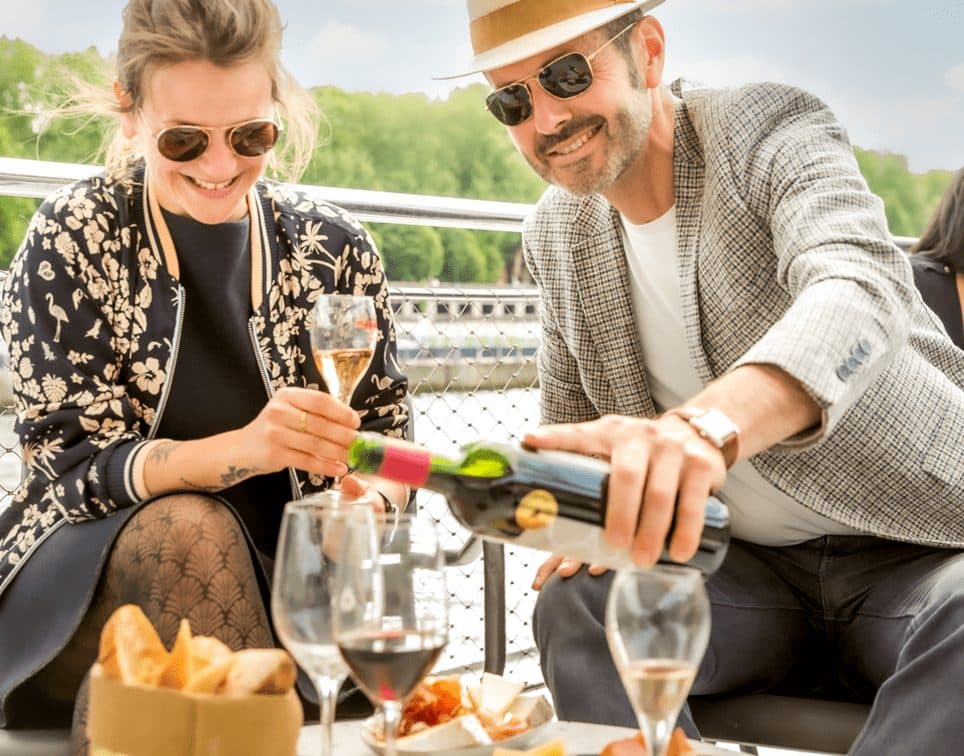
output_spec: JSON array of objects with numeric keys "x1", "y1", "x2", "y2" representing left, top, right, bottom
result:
[
  {"x1": 113, "y1": 80, "x2": 137, "y2": 139},
  {"x1": 637, "y1": 17, "x2": 666, "y2": 89}
]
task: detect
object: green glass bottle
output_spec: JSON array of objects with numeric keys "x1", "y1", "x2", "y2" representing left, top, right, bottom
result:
[{"x1": 349, "y1": 432, "x2": 729, "y2": 574}]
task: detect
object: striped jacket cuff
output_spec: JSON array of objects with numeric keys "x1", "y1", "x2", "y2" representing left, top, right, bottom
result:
[{"x1": 105, "y1": 439, "x2": 157, "y2": 506}]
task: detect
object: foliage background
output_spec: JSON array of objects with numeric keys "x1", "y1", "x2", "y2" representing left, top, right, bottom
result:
[{"x1": 0, "y1": 40, "x2": 955, "y2": 281}]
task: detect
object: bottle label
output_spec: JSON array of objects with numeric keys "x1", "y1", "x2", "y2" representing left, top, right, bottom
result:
[
  {"x1": 379, "y1": 444, "x2": 432, "y2": 487},
  {"x1": 516, "y1": 490, "x2": 559, "y2": 530}
]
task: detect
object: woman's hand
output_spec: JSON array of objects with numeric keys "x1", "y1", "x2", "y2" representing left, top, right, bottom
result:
[
  {"x1": 532, "y1": 554, "x2": 609, "y2": 590},
  {"x1": 236, "y1": 386, "x2": 360, "y2": 478}
]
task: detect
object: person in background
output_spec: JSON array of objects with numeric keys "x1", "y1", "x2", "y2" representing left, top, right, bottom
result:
[
  {"x1": 442, "y1": 1, "x2": 964, "y2": 753},
  {"x1": 911, "y1": 167, "x2": 964, "y2": 348},
  {"x1": 0, "y1": 0, "x2": 409, "y2": 747}
]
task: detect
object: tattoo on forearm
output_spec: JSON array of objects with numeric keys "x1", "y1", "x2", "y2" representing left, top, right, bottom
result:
[
  {"x1": 179, "y1": 476, "x2": 220, "y2": 493},
  {"x1": 220, "y1": 465, "x2": 262, "y2": 487},
  {"x1": 147, "y1": 440, "x2": 180, "y2": 465},
  {"x1": 177, "y1": 466, "x2": 262, "y2": 492}
]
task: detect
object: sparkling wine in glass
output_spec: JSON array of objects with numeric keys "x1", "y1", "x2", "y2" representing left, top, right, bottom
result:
[
  {"x1": 332, "y1": 512, "x2": 448, "y2": 756},
  {"x1": 606, "y1": 566, "x2": 710, "y2": 756},
  {"x1": 271, "y1": 490, "x2": 377, "y2": 756},
  {"x1": 311, "y1": 294, "x2": 378, "y2": 404}
]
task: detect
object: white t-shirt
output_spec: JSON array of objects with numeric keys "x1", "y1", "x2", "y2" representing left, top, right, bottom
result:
[{"x1": 620, "y1": 208, "x2": 861, "y2": 545}]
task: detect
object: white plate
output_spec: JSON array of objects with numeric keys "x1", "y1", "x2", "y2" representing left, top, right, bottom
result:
[{"x1": 361, "y1": 694, "x2": 554, "y2": 756}]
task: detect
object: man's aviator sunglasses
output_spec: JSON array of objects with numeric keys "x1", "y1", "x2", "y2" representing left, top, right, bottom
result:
[
  {"x1": 139, "y1": 110, "x2": 282, "y2": 162},
  {"x1": 485, "y1": 21, "x2": 637, "y2": 127}
]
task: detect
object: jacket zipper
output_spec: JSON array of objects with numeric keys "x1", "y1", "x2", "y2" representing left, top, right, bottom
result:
[
  {"x1": 149, "y1": 285, "x2": 186, "y2": 438},
  {"x1": 248, "y1": 316, "x2": 301, "y2": 501}
]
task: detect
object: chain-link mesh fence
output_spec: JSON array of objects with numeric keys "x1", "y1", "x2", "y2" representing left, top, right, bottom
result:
[
  {"x1": 391, "y1": 285, "x2": 546, "y2": 688},
  {"x1": 0, "y1": 285, "x2": 548, "y2": 689}
]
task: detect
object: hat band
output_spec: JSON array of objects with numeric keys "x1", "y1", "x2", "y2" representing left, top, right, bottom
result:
[{"x1": 471, "y1": 0, "x2": 636, "y2": 55}]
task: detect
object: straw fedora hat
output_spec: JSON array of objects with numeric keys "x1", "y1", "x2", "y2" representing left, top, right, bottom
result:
[{"x1": 440, "y1": 0, "x2": 666, "y2": 78}]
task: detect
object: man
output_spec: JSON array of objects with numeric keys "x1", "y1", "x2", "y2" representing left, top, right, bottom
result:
[{"x1": 444, "y1": 1, "x2": 964, "y2": 752}]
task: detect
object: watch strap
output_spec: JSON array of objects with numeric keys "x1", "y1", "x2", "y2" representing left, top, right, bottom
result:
[{"x1": 666, "y1": 407, "x2": 740, "y2": 469}]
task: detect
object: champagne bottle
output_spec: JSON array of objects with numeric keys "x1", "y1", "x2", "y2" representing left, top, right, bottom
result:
[{"x1": 349, "y1": 433, "x2": 729, "y2": 574}]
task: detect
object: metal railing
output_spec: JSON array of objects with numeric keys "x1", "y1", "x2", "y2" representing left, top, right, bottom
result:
[{"x1": 0, "y1": 156, "x2": 920, "y2": 249}]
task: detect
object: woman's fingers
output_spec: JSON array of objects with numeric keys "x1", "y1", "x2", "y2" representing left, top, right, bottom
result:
[
  {"x1": 280, "y1": 386, "x2": 361, "y2": 429},
  {"x1": 531, "y1": 555, "x2": 608, "y2": 591},
  {"x1": 532, "y1": 555, "x2": 565, "y2": 590}
]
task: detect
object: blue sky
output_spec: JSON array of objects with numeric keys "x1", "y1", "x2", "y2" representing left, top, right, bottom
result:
[{"x1": 3, "y1": 0, "x2": 962, "y2": 173}]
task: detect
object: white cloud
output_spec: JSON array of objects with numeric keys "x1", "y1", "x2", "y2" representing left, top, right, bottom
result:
[
  {"x1": 307, "y1": 21, "x2": 384, "y2": 70},
  {"x1": 664, "y1": 55, "x2": 792, "y2": 89},
  {"x1": 688, "y1": 0, "x2": 880, "y2": 11},
  {"x1": 816, "y1": 88, "x2": 964, "y2": 172},
  {"x1": 0, "y1": 0, "x2": 48, "y2": 38},
  {"x1": 944, "y1": 62, "x2": 964, "y2": 94}
]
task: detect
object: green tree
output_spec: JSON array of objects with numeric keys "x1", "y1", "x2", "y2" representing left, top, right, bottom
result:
[
  {"x1": 439, "y1": 228, "x2": 488, "y2": 282},
  {"x1": 371, "y1": 223, "x2": 444, "y2": 282}
]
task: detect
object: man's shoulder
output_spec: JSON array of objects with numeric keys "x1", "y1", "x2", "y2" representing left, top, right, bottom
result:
[{"x1": 676, "y1": 79, "x2": 838, "y2": 147}]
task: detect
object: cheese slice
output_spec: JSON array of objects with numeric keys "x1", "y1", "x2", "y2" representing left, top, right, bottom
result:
[
  {"x1": 467, "y1": 684, "x2": 482, "y2": 711},
  {"x1": 395, "y1": 714, "x2": 491, "y2": 750},
  {"x1": 479, "y1": 672, "x2": 525, "y2": 717}
]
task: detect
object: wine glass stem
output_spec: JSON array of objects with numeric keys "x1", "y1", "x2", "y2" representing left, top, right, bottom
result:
[
  {"x1": 313, "y1": 675, "x2": 341, "y2": 756},
  {"x1": 642, "y1": 715, "x2": 674, "y2": 756},
  {"x1": 382, "y1": 701, "x2": 403, "y2": 756}
]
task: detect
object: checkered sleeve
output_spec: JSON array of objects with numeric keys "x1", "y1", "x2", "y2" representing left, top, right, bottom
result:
[{"x1": 727, "y1": 84, "x2": 918, "y2": 443}]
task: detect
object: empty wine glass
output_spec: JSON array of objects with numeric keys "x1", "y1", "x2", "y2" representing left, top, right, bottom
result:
[
  {"x1": 332, "y1": 512, "x2": 448, "y2": 756},
  {"x1": 310, "y1": 294, "x2": 378, "y2": 405},
  {"x1": 271, "y1": 490, "x2": 378, "y2": 756},
  {"x1": 605, "y1": 566, "x2": 710, "y2": 756}
]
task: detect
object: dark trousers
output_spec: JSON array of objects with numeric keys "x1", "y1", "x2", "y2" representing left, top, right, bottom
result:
[{"x1": 532, "y1": 536, "x2": 964, "y2": 754}]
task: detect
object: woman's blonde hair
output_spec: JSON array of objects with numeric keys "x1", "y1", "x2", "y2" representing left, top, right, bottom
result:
[{"x1": 57, "y1": 0, "x2": 319, "y2": 182}]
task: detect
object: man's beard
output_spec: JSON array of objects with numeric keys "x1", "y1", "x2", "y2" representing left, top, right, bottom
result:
[{"x1": 529, "y1": 99, "x2": 652, "y2": 196}]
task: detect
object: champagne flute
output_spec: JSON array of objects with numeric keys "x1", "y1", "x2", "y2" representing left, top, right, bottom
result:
[
  {"x1": 605, "y1": 566, "x2": 710, "y2": 756},
  {"x1": 311, "y1": 294, "x2": 378, "y2": 405},
  {"x1": 332, "y1": 512, "x2": 448, "y2": 756},
  {"x1": 271, "y1": 490, "x2": 377, "y2": 756}
]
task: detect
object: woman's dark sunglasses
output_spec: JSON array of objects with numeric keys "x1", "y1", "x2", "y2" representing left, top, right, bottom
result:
[
  {"x1": 486, "y1": 21, "x2": 637, "y2": 127},
  {"x1": 139, "y1": 110, "x2": 282, "y2": 162}
]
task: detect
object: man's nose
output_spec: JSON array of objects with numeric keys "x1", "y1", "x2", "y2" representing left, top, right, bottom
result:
[{"x1": 529, "y1": 83, "x2": 572, "y2": 135}]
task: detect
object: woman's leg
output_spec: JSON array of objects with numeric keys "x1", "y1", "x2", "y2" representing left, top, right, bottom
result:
[{"x1": 34, "y1": 494, "x2": 272, "y2": 754}]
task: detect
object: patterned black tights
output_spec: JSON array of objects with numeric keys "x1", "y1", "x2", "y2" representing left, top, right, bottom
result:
[{"x1": 61, "y1": 495, "x2": 272, "y2": 754}]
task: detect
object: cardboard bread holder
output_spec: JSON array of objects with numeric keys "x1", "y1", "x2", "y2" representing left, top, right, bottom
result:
[{"x1": 88, "y1": 664, "x2": 303, "y2": 756}]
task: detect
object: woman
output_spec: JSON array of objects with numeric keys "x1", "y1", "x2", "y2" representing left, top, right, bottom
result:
[
  {"x1": 0, "y1": 0, "x2": 409, "y2": 739},
  {"x1": 911, "y1": 167, "x2": 964, "y2": 349}
]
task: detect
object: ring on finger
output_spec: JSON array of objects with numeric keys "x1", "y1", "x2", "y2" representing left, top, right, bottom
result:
[{"x1": 297, "y1": 410, "x2": 308, "y2": 434}]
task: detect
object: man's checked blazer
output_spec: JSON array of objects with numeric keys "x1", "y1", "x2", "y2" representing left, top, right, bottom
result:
[{"x1": 522, "y1": 80, "x2": 964, "y2": 547}]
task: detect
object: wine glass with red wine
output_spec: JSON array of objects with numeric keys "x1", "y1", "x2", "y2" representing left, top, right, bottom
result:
[
  {"x1": 271, "y1": 491, "x2": 378, "y2": 756},
  {"x1": 332, "y1": 512, "x2": 447, "y2": 756},
  {"x1": 605, "y1": 566, "x2": 710, "y2": 756},
  {"x1": 310, "y1": 294, "x2": 378, "y2": 405}
]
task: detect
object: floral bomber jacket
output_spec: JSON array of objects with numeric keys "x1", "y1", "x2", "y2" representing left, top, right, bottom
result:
[{"x1": 0, "y1": 171, "x2": 409, "y2": 596}]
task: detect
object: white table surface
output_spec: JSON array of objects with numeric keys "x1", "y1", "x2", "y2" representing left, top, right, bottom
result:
[{"x1": 298, "y1": 720, "x2": 733, "y2": 755}]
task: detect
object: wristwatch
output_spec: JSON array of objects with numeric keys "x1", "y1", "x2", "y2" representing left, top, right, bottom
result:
[{"x1": 666, "y1": 407, "x2": 741, "y2": 469}]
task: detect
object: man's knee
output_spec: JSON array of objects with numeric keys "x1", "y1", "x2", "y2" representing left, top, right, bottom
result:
[
  {"x1": 533, "y1": 568, "x2": 613, "y2": 652},
  {"x1": 914, "y1": 556, "x2": 964, "y2": 644}
]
